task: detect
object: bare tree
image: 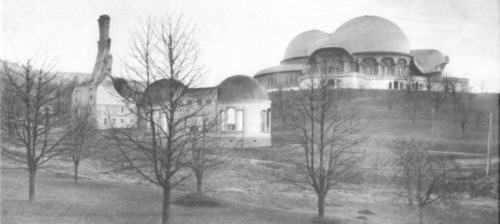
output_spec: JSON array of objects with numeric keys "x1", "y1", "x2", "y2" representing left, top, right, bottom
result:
[
  {"x1": 1, "y1": 59, "x2": 68, "y2": 201},
  {"x1": 401, "y1": 82, "x2": 422, "y2": 125},
  {"x1": 275, "y1": 66, "x2": 367, "y2": 218},
  {"x1": 456, "y1": 89, "x2": 474, "y2": 138},
  {"x1": 1, "y1": 76, "x2": 20, "y2": 138},
  {"x1": 186, "y1": 114, "x2": 224, "y2": 195},
  {"x1": 442, "y1": 74, "x2": 461, "y2": 112},
  {"x1": 390, "y1": 138, "x2": 461, "y2": 224},
  {"x1": 107, "y1": 16, "x2": 203, "y2": 224},
  {"x1": 64, "y1": 110, "x2": 98, "y2": 182},
  {"x1": 383, "y1": 89, "x2": 399, "y2": 114}
]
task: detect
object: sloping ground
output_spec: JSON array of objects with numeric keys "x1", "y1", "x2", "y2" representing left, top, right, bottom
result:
[
  {"x1": 1, "y1": 168, "x2": 318, "y2": 224},
  {"x1": 2, "y1": 153, "x2": 498, "y2": 224}
]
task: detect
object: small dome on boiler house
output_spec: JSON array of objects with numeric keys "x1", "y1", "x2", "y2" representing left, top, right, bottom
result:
[
  {"x1": 140, "y1": 78, "x2": 186, "y2": 106},
  {"x1": 217, "y1": 75, "x2": 269, "y2": 104}
]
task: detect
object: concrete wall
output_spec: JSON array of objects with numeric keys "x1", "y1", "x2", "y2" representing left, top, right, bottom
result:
[
  {"x1": 95, "y1": 78, "x2": 136, "y2": 129},
  {"x1": 216, "y1": 100, "x2": 272, "y2": 148}
]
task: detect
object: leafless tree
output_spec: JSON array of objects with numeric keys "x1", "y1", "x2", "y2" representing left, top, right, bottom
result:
[
  {"x1": 401, "y1": 82, "x2": 422, "y2": 125},
  {"x1": 1, "y1": 76, "x2": 20, "y2": 138},
  {"x1": 1, "y1": 59, "x2": 68, "y2": 201},
  {"x1": 186, "y1": 115, "x2": 224, "y2": 195},
  {"x1": 426, "y1": 80, "x2": 446, "y2": 113},
  {"x1": 383, "y1": 90, "x2": 399, "y2": 114},
  {"x1": 274, "y1": 63, "x2": 367, "y2": 218},
  {"x1": 390, "y1": 138, "x2": 462, "y2": 224},
  {"x1": 64, "y1": 110, "x2": 98, "y2": 182},
  {"x1": 456, "y1": 89, "x2": 474, "y2": 138},
  {"x1": 442, "y1": 74, "x2": 461, "y2": 112},
  {"x1": 107, "y1": 16, "x2": 203, "y2": 224}
]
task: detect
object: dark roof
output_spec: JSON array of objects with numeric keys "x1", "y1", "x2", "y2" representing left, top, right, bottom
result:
[
  {"x1": 410, "y1": 49, "x2": 449, "y2": 74},
  {"x1": 140, "y1": 78, "x2": 186, "y2": 105},
  {"x1": 217, "y1": 75, "x2": 269, "y2": 104},
  {"x1": 185, "y1": 87, "x2": 216, "y2": 99}
]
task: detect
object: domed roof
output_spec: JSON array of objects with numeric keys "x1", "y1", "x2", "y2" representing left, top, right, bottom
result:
[
  {"x1": 217, "y1": 75, "x2": 269, "y2": 104},
  {"x1": 329, "y1": 16, "x2": 410, "y2": 54},
  {"x1": 410, "y1": 49, "x2": 449, "y2": 74},
  {"x1": 140, "y1": 78, "x2": 186, "y2": 105},
  {"x1": 283, "y1": 30, "x2": 328, "y2": 61}
]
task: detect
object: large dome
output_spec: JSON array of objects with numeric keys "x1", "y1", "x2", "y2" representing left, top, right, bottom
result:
[
  {"x1": 283, "y1": 30, "x2": 328, "y2": 61},
  {"x1": 329, "y1": 16, "x2": 411, "y2": 54},
  {"x1": 140, "y1": 79, "x2": 185, "y2": 105},
  {"x1": 217, "y1": 75, "x2": 269, "y2": 104}
]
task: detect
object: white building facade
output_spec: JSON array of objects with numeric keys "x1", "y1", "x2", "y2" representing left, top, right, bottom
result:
[{"x1": 254, "y1": 16, "x2": 468, "y2": 92}]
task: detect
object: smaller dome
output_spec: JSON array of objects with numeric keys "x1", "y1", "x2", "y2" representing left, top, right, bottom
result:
[
  {"x1": 217, "y1": 75, "x2": 269, "y2": 104},
  {"x1": 140, "y1": 79, "x2": 185, "y2": 105},
  {"x1": 410, "y1": 49, "x2": 449, "y2": 74},
  {"x1": 283, "y1": 30, "x2": 328, "y2": 61}
]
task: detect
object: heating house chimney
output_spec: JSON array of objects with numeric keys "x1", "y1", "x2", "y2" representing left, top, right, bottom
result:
[{"x1": 97, "y1": 15, "x2": 111, "y2": 53}]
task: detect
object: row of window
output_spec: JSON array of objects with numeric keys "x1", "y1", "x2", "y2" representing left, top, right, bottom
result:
[
  {"x1": 180, "y1": 98, "x2": 212, "y2": 106},
  {"x1": 103, "y1": 117, "x2": 134, "y2": 125},
  {"x1": 219, "y1": 108, "x2": 244, "y2": 132},
  {"x1": 218, "y1": 107, "x2": 271, "y2": 133},
  {"x1": 388, "y1": 81, "x2": 425, "y2": 91}
]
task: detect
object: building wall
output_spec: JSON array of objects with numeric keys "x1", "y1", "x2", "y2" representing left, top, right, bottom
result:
[
  {"x1": 95, "y1": 79, "x2": 136, "y2": 129},
  {"x1": 216, "y1": 100, "x2": 271, "y2": 148}
]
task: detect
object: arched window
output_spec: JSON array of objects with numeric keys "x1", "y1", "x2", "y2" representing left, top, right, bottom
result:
[
  {"x1": 362, "y1": 58, "x2": 378, "y2": 75},
  {"x1": 400, "y1": 82, "x2": 403, "y2": 90},
  {"x1": 260, "y1": 109, "x2": 271, "y2": 133},
  {"x1": 266, "y1": 109, "x2": 271, "y2": 132},
  {"x1": 226, "y1": 107, "x2": 236, "y2": 131},
  {"x1": 389, "y1": 82, "x2": 392, "y2": 89},
  {"x1": 236, "y1": 110, "x2": 243, "y2": 131},
  {"x1": 394, "y1": 81, "x2": 399, "y2": 90},
  {"x1": 260, "y1": 110, "x2": 266, "y2": 132},
  {"x1": 381, "y1": 58, "x2": 395, "y2": 75},
  {"x1": 397, "y1": 59, "x2": 408, "y2": 76}
]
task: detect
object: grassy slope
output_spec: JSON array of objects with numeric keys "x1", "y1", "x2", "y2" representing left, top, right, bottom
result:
[
  {"x1": 1, "y1": 168, "x2": 316, "y2": 224},
  {"x1": 1, "y1": 90, "x2": 498, "y2": 224}
]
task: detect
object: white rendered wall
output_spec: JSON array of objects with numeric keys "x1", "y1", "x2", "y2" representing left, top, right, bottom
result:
[
  {"x1": 216, "y1": 100, "x2": 272, "y2": 147},
  {"x1": 95, "y1": 78, "x2": 136, "y2": 129}
]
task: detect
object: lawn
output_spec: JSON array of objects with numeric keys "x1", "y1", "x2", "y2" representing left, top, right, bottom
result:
[
  {"x1": 1, "y1": 168, "x2": 316, "y2": 224},
  {"x1": 2, "y1": 158, "x2": 498, "y2": 224}
]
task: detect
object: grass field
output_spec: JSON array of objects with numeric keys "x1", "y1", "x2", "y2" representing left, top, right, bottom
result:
[
  {"x1": 1, "y1": 156, "x2": 498, "y2": 224},
  {"x1": 1, "y1": 91, "x2": 498, "y2": 223}
]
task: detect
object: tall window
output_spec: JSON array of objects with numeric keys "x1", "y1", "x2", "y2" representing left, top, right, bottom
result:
[
  {"x1": 261, "y1": 109, "x2": 271, "y2": 133},
  {"x1": 236, "y1": 110, "x2": 243, "y2": 131},
  {"x1": 362, "y1": 58, "x2": 378, "y2": 75},
  {"x1": 389, "y1": 82, "x2": 392, "y2": 89},
  {"x1": 221, "y1": 107, "x2": 243, "y2": 132},
  {"x1": 226, "y1": 107, "x2": 236, "y2": 131}
]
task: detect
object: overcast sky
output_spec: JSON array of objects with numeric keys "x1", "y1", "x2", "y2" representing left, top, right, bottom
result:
[{"x1": 2, "y1": 0, "x2": 499, "y2": 92}]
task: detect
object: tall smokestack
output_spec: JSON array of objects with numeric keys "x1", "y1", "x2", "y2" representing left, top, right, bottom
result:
[
  {"x1": 90, "y1": 15, "x2": 112, "y2": 85},
  {"x1": 97, "y1": 15, "x2": 111, "y2": 52}
]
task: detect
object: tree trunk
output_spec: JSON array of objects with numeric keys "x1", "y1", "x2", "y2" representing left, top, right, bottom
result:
[
  {"x1": 317, "y1": 192, "x2": 325, "y2": 218},
  {"x1": 74, "y1": 161, "x2": 79, "y2": 183},
  {"x1": 418, "y1": 206, "x2": 424, "y2": 224},
  {"x1": 461, "y1": 122, "x2": 466, "y2": 138},
  {"x1": 162, "y1": 184, "x2": 171, "y2": 224},
  {"x1": 195, "y1": 171, "x2": 203, "y2": 195},
  {"x1": 28, "y1": 168, "x2": 36, "y2": 201}
]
